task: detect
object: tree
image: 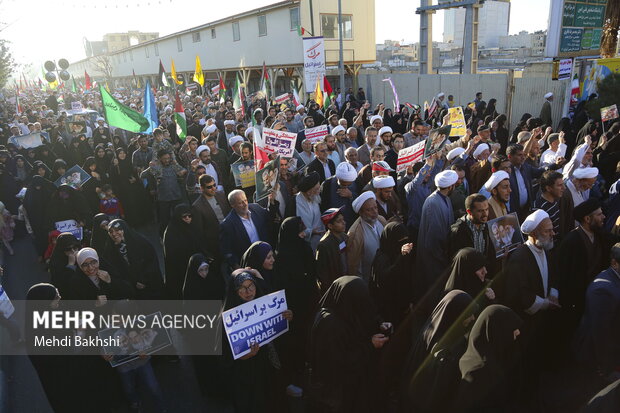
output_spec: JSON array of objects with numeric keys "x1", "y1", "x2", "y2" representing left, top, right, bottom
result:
[
  {"x1": 585, "y1": 73, "x2": 620, "y2": 120},
  {"x1": 0, "y1": 39, "x2": 14, "y2": 89},
  {"x1": 91, "y1": 54, "x2": 114, "y2": 83},
  {"x1": 600, "y1": 0, "x2": 619, "y2": 58}
]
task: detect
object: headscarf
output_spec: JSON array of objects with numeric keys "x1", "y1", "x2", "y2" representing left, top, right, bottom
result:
[
  {"x1": 275, "y1": 216, "x2": 311, "y2": 266},
  {"x1": 318, "y1": 276, "x2": 379, "y2": 339},
  {"x1": 182, "y1": 253, "x2": 223, "y2": 300},
  {"x1": 90, "y1": 213, "x2": 110, "y2": 253},
  {"x1": 443, "y1": 248, "x2": 487, "y2": 299},
  {"x1": 48, "y1": 232, "x2": 78, "y2": 269},
  {"x1": 459, "y1": 304, "x2": 522, "y2": 380},
  {"x1": 10, "y1": 154, "x2": 32, "y2": 181},
  {"x1": 378, "y1": 222, "x2": 409, "y2": 261},
  {"x1": 240, "y1": 241, "x2": 274, "y2": 292},
  {"x1": 26, "y1": 283, "x2": 58, "y2": 301},
  {"x1": 223, "y1": 270, "x2": 264, "y2": 311}
]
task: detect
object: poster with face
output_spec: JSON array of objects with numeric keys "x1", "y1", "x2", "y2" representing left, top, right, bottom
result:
[
  {"x1": 231, "y1": 160, "x2": 256, "y2": 189},
  {"x1": 255, "y1": 156, "x2": 280, "y2": 202},
  {"x1": 287, "y1": 150, "x2": 307, "y2": 173},
  {"x1": 424, "y1": 124, "x2": 451, "y2": 159},
  {"x1": 488, "y1": 212, "x2": 524, "y2": 258},
  {"x1": 98, "y1": 312, "x2": 172, "y2": 367},
  {"x1": 54, "y1": 165, "x2": 91, "y2": 190},
  {"x1": 67, "y1": 120, "x2": 86, "y2": 136}
]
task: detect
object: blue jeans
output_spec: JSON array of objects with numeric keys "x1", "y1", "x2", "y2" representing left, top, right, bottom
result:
[{"x1": 118, "y1": 361, "x2": 166, "y2": 412}]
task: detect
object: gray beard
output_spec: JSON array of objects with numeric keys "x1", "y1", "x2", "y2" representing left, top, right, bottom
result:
[
  {"x1": 362, "y1": 216, "x2": 376, "y2": 226},
  {"x1": 534, "y1": 238, "x2": 554, "y2": 251}
]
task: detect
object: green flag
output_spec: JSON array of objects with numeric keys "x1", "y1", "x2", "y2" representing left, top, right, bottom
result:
[
  {"x1": 71, "y1": 76, "x2": 78, "y2": 93},
  {"x1": 99, "y1": 85, "x2": 149, "y2": 133}
]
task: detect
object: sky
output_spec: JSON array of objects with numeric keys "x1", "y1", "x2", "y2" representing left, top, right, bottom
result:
[{"x1": 0, "y1": 0, "x2": 551, "y2": 73}]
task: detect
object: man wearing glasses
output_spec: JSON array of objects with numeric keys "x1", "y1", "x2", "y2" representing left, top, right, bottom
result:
[
  {"x1": 192, "y1": 174, "x2": 231, "y2": 258},
  {"x1": 307, "y1": 141, "x2": 336, "y2": 183}
]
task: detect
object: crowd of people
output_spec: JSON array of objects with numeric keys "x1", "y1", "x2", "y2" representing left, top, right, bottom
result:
[{"x1": 0, "y1": 83, "x2": 619, "y2": 413}]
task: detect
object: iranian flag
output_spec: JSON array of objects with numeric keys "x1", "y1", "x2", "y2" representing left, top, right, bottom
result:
[
  {"x1": 218, "y1": 75, "x2": 226, "y2": 103},
  {"x1": 571, "y1": 74, "x2": 580, "y2": 97},
  {"x1": 174, "y1": 92, "x2": 187, "y2": 140},
  {"x1": 292, "y1": 82, "x2": 301, "y2": 107},
  {"x1": 233, "y1": 73, "x2": 245, "y2": 118},
  {"x1": 261, "y1": 61, "x2": 271, "y2": 100}
]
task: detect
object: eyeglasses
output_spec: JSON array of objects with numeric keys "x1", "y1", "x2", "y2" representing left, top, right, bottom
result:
[
  {"x1": 318, "y1": 149, "x2": 327, "y2": 153},
  {"x1": 80, "y1": 260, "x2": 98, "y2": 269},
  {"x1": 238, "y1": 284, "x2": 256, "y2": 293},
  {"x1": 182, "y1": 214, "x2": 192, "y2": 219}
]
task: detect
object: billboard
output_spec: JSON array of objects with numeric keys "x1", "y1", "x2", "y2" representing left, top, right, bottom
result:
[{"x1": 303, "y1": 37, "x2": 326, "y2": 90}]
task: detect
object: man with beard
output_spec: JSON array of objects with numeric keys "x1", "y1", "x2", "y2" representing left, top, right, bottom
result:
[
  {"x1": 416, "y1": 170, "x2": 459, "y2": 291},
  {"x1": 371, "y1": 175, "x2": 399, "y2": 221},
  {"x1": 557, "y1": 199, "x2": 610, "y2": 346},
  {"x1": 320, "y1": 162, "x2": 359, "y2": 229},
  {"x1": 449, "y1": 193, "x2": 495, "y2": 266},
  {"x1": 331, "y1": 125, "x2": 350, "y2": 160},
  {"x1": 324, "y1": 134, "x2": 341, "y2": 165},
  {"x1": 484, "y1": 170, "x2": 511, "y2": 220},
  {"x1": 403, "y1": 120, "x2": 427, "y2": 147},
  {"x1": 284, "y1": 108, "x2": 303, "y2": 133},
  {"x1": 195, "y1": 145, "x2": 224, "y2": 192}
]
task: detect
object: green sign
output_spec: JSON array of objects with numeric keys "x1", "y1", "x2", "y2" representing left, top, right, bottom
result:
[
  {"x1": 562, "y1": 2, "x2": 576, "y2": 26},
  {"x1": 574, "y1": 3, "x2": 606, "y2": 27},
  {"x1": 560, "y1": 28, "x2": 583, "y2": 53}
]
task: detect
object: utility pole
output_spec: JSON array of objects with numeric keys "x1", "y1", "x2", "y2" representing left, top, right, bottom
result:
[
  {"x1": 417, "y1": 0, "x2": 434, "y2": 74},
  {"x1": 338, "y1": 0, "x2": 345, "y2": 96}
]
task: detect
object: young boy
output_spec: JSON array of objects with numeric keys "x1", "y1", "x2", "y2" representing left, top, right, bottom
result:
[{"x1": 99, "y1": 184, "x2": 125, "y2": 219}]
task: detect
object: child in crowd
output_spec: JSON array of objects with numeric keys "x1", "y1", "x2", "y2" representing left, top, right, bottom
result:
[{"x1": 99, "y1": 184, "x2": 125, "y2": 219}]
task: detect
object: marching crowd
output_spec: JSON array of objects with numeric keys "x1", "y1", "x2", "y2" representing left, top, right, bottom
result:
[{"x1": 0, "y1": 83, "x2": 619, "y2": 413}]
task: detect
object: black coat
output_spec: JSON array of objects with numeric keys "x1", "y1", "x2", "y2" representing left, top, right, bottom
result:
[{"x1": 307, "y1": 157, "x2": 336, "y2": 183}]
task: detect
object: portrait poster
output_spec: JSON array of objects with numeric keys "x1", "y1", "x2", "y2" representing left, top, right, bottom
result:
[
  {"x1": 423, "y1": 125, "x2": 451, "y2": 159},
  {"x1": 98, "y1": 312, "x2": 172, "y2": 367},
  {"x1": 54, "y1": 165, "x2": 91, "y2": 190},
  {"x1": 231, "y1": 160, "x2": 256, "y2": 189},
  {"x1": 255, "y1": 156, "x2": 280, "y2": 202},
  {"x1": 488, "y1": 212, "x2": 524, "y2": 258}
]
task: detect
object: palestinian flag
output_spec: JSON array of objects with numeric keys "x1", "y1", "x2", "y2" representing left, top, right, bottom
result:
[
  {"x1": 261, "y1": 61, "x2": 270, "y2": 100},
  {"x1": 323, "y1": 76, "x2": 334, "y2": 110},
  {"x1": 218, "y1": 75, "x2": 226, "y2": 103},
  {"x1": 174, "y1": 92, "x2": 187, "y2": 140},
  {"x1": 233, "y1": 73, "x2": 245, "y2": 118},
  {"x1": 158, "y1": 60, "x2": 170, "y2": 88}
]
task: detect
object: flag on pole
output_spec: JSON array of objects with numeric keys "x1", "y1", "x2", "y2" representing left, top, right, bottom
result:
[
  {"x1": 174, "y1": 92, "x2": 187, "y2": 140},
  {"x1": 84, "y1": 71, "x2": 91, "y2": 90},
  {"x1": 71, "y1": 76, "x2": 78, "y2": 93},
  {"x1": 323, "y1": 76, "x2": 334, "y2": 110},
  {"x1": 296, "y1": 26, "x2": 306, "y2": 36},
  {"x1": 571, "y1": 74, "x2": 580, "y2": 97},
  {"x1": 233, "y1": 73, "x2": 245, "y2": 118},
  {"x1": 171, "y1": 59, "x2": 183, "y2": 85},
  {"x1": 99, "y1": 84, "x2": 150, "y2": 133},
  {"x1": 253, "y1": 130, "x2": 270, "y2": 171},
  {"x1": 314, "y1": 76, "x2": 323, "y2": 108},
  {"x1": 193, "y1": 56, "x2": 204, "y2": 87},
  {"x1": 143, "y1": 80, "x2": 159, "y2": 133},
  {"x1": 261, "y1": 61, "x2": 270, "y2": 100},
  {"x1": 218, "y1": 75, "x2": 226, "y2": 103},
  {"x1": 158, "y1": 60, "x2": 170, "y2": 88},
  {"x1": 382, "y1": 78, "x2": 401, "y2": 113},
  {"x1": 292, "y1": 84, "x2": 301, "y2": 107},
  {"x1": 105, "y1": 81, "x2": 111, "y2": 92},
  {"x1": 15, "y1": 92, "x2": 22, "y2": 115}
]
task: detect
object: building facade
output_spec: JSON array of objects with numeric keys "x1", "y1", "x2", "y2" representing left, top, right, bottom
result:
[{"x1": 443, "y1": 0, "x2": 510, "y2": 49}]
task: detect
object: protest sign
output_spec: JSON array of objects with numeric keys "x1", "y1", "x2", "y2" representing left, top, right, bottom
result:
[
  {"x1": 255, "y1": 156, "x2": 280, "y2": 202},
  {"x1": 423, "y1": 125, "x2": 451, "y2": 159},
  {"x1": 0, "y1": 285, "x2": 15, "y2": 319},
  {"x1": 303, "y1": 37, "x2": 326, "y2": 91},
  {"x1": 262, "y1": 128, "x2": 297, "y2": 158},
  {"x1": 71, "y1": 101, "x2": 83, "y2": 111},
  {"x1": 231, "y1": 160, "x2": 256, "y2": 189},
  {"x1": 55, "y1": 219, "x2": 83, "y2": 241},
  {"x1": 223, "y1": 290, "x2": 289, "y2": 360},
  {"x1": 274, "y1": 93, "x2": 290, "y2": 104},
  {"x1": 287, "y1": 150, "x2": 307, "y2": 173},
  {"x1": 601, "y1": 104, "x2": 619, "y2": 122},
  {"x1": 99, "y1": 312, "x2": 173, "y2": 367},
  {"x1": 304, "y1": 125, "x2": 328, "y2": 144},
  {"x1": 54, "y1": 165, "x2": 91, "y2": 189},
  {"x1": 14, "y1": 132, "x2": 45, "y2": 149},
  {"x1": 447, "y1": 107, "x2": 467, "y2": 136},
  {"x1": 396, "y1": 141, "x2": 425, "y2": 173},
  {"x1": 488, "y1": 213, "x2": 524, "y2": 258},
  {"x1": 67, "y1": 120, "x2": 87, "y2": 135}
]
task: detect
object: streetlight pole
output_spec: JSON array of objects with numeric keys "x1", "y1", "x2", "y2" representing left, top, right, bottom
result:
[{"x1": 338, "y1": 0, "x2": 345, "y2": 101}]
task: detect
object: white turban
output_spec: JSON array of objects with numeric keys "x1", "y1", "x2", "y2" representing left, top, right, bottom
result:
[
  {"x1": 76, "y1": 248, "x2": 99, "y2": 267},
  {"x1": 96, "y1": 117, "x2": 104, "y2": 122},
  {"x1": 447, "y1": 147, "x2": 465, "y2": 162},
  {"x1": 483, "y1": 170, "x2": 510, "y2": 191},
  {"x1": 437, "y1": 92, "x2": 445, "y2": 98},
  {"x1": 224, "y1": 120, "x2": 235, "y2": 126},
  {"x1": 228, "y1": 136, "x2": 244, "y2": 148},
  {"x1": 352, "y1": 191, "x2": 376, "y2": 214},
  {"x1": 473, "y1": 143, "x2": 490, "y2": 159},
  {"x1": 434, "y1": 170, "x2": 459, "y2": 189},
  {"x1": 336, "y1": 162, "x2": 357, "y2": 182},
  {"x1": 372, "y1": 175, "x2": 395, "y2": 189},
  {"x1": 378, "y1": 126, "x2": 393, "y2": 136},
  {"x1": 296, "y1": 104, "x2": 305, "y2": 111},
  {"x1": 244, "y1": 127, "x2": 254, "y2": 139},
  {"x1": 331, "y1": 125, "x2": 346, "y2": 136},
  {"x1": 196, "y1": 145, "x2": 210, "y2": 157},
  {"x1": 544, "y1": 92, "x2": 553, "y2": 99},
  {"x1": 521, "y1": 209, "x2": 549, "y2": 235},
  {"x1": 573, "y1": 167, "x2": 598, "y2": 179},
  {"x1": 203, "y1": 124, "x2": 217, "y2": 135},
  {"x1": 370, "y1": 115, "x2": 382, "y2": 124}
]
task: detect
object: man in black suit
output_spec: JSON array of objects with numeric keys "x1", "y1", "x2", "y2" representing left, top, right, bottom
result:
[
  {"x1": 219, "y1": 189, "x2": 276, "y2": 270},
  {"x1": 307, "y1": 141, "x2": 336, "y2": 183},
  {"x1": 187, "y1": 113, "x2": 203, "y2": 140},
  {"x1": 507, "y1": 143, "x2": 545, "y2": 221},
  {"x1": 192, "y1": 174, "x2": 231, "y2": 257}
]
